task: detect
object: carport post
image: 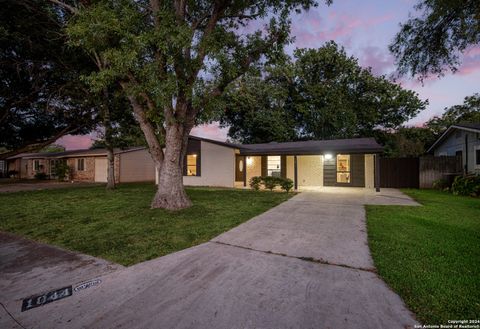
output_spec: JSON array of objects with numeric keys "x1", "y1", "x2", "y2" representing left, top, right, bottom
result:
[
  {"x1": 374, "y1": 154, "x2": 380, "y2": 192},
  {"x1": 243, "y1": 155, "x2": 247, "y2": 187},
  {"x1": 294, "y1": 155, "x2": 298, "y2": 190}
]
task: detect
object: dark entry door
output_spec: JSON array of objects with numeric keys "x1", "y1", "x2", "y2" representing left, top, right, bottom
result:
[{"x1": 235, "y1": 155, "x2": 245, "y2": 182}]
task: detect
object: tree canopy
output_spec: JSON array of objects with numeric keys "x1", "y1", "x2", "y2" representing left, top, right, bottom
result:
[
  {"x1": 221, "y1": 42, "x2": 428, "y2": 143},
  {"x1": 66, "y1": 0, "x2": 329, "y2": 209},
  {"x1": 426, "y1": 93, "x2": 480, "y2": 135},
  {"x1": 0, "y1": 0, "x2": 98, "y2": 158},
  {"x1": 390, "y1": 0, "x2": 480, "y2": 80}
]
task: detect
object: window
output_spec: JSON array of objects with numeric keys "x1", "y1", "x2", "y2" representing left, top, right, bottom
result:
[
  {"x1": 267, "y1": 156, "x2": 281, "y2": 177},
  {"x1": 34, "y1": 160, "x2": 40, "y2": 171},
  {"x1": 77, "y1": 158, "x2": 85, "y2": 171},
  {"x1": 476, "y1": 147, "x2": 480, "y2": 167},
  {"x1": 186, "y1": 154, "x2": 197, "y2": 176},
  {"x1": 336, "y1": 154, "x2": 350, "y2": 183}
]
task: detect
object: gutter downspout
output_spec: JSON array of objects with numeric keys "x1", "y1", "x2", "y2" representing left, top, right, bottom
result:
[{"x1": 464, "y1": 134, "x2": 469, "y2": 174}]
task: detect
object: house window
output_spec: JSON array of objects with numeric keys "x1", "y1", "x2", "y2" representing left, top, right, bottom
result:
[
  {"x1": 336, "y1": 154, "x2": 350, "y2": 183},
  {"x1": 186, "y1": 154, "x2": 197, "y2": 176},
  {"x1": 34, "y1": 160, "x2": 40, "y2": 171},
  {"x1": 267, "y1": 156, "x2": 281, "y2": 177},
  {"x1": 77, "y1": 158, "x2": 85, "y2": 171},
  {"x1": 476, "y1": 147, "x2": 480, "y2": 167}
]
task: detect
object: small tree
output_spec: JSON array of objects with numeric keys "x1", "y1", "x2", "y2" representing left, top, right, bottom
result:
[
  {"x1": 263, "y1": 176, "x2": 278, "y2": 191},
  {"x1": 55, "y1": 161, "x2": 70, "y2": 182}
]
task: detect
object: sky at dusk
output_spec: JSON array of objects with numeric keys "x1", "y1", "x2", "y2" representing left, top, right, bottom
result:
[{"x1": 58, "y1": 0, "x2": 480, "y2": 149}]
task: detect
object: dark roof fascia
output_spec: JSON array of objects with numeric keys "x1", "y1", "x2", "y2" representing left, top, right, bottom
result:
[
  {"x1": 239, "y1": 148, "x2": 383, "y2": 156},
  {"x1": 188, "y1": 135, "x2": 241, "y2": 149},
  {"x1": 427, "y1": 124, "x2": 480, "y2": 153}
]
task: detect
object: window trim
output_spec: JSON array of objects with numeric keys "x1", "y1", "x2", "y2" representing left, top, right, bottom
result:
[
  {"x1": 267, "y1": 155, "x2": 281, "y2": 177},
  {"x1": 186, "y1": 154, "x2": 198, "y2": 176},
  {"x1": 77, "y1": 158, "x2": 85, "y2": 171},
  {"x1": 33, "y1": 160, "x2": 40, "y2": 172},
  {"x1": 475, "y1": 145, "x2": 480, "y2": 168},
  {"x1": 336, "y1": 154, "x2": 351, "y2": 184}
]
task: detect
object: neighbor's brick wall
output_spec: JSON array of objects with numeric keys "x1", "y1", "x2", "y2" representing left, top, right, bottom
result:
[
  {"x1": 26, "y1": 159, "x2": 48, "y2": 179},
  {"x1": 67, "y1": 157, "x2": 95, "y2": 181}
]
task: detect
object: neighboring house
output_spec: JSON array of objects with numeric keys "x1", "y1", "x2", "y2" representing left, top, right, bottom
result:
[
  {"x1": 7, "y1": 135, "x2": 384, "y2": 190},
  {"x1": 5, "y1": 147, "x2": 152, "y2": 183},
  {"x1": 427, "y1": 123, "x2": 480, "y2": 174}
]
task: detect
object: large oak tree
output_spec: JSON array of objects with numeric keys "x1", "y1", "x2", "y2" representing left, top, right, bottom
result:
[
  {"x1": 66, "y1": 0, "x2": 328, "y2": 209},
  {"x1": 221, "y1": 42, "x2": 427, "y2": 143}
]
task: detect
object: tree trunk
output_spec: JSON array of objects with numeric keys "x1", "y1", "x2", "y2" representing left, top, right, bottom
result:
[
  {"x1": 106, "y1": 146, "x2": 115, "y2": 190},
  {"x1": 103, "y1": 88, "x2": 115, "y2": 190},
  {"x1": 151, "y1": 124, "x2": 192, "y2": 210}
]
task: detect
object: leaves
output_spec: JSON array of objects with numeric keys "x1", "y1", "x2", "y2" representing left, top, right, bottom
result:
[{"x1": 220, "y1": 41, "x2": 427, "y2": 143}]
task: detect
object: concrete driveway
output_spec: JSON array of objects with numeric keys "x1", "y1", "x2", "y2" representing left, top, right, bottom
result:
[{"x1": 1, "y1": 188, "x2": 420, "y2": 329}]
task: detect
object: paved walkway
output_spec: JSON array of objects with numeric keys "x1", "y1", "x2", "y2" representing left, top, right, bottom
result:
[{"x1": 1, "y1": 188, "x2": 420, "y2": 329}]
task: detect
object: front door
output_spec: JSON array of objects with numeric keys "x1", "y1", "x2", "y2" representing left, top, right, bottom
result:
[
  {"x1": 235, "y1": 155, "x2": 245, "y2": 182},
  {"x1": 94, "y1": 158, "x2": 108, "y2": 182}
]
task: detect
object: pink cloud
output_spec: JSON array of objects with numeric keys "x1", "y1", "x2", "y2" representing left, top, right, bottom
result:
[
  {"x1": 191, "y1": 122, "x2": 229, "y2": 141},
  {"x1": 456, "y1": 46, "x2": 480, "y2": 76},
  {"x1": 293, "y1": 11, "x2": 393, "y2": 47},
  {"x1": 360, "y1": 46, "x2": 395, "y2": 76},
  {"x1": 56, "y1": 134, "x2": 94, "y2": 150}
]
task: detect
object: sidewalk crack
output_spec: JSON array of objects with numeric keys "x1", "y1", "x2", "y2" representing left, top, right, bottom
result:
[{"x1": 211, "y1": 241, "x2": 377, "y2": 273}]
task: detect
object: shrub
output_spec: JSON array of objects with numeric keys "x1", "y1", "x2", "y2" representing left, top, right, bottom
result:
[
  {"x1": 249, "y1": 176, "x2": 262, "y2": 191},
  {"x1": 451, "y1": 175, "x2": 480, "y2": 197},
  {"x1": 279, "y1": 178, "x2": 294, "y2": 193},
  {"x1": 262, "y1": 176, "x2": 278, "y2": 191},
  {"x1": 7, "y1": 170, "x2": 19, "y2": 178},
  {"x1": 432, "y1": 178, "x2": 450, "y2": 191},
  {"x1": 55, "y1": 161, "x2": 70, "y2": 181},
  {"x1": 34, "y1": 172, "x2": 48, "y2": 180}
]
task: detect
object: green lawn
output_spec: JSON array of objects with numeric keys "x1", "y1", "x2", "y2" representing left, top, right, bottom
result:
[
  {"x1": 0, "y1": 183, "x2": 292, "y2": 266},
  {"x1": 367, "y1": 189, "x2": 480, "y2": 324}
]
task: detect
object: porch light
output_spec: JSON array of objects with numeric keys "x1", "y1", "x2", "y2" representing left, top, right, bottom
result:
[
  {"x1": 324, "y1": 153, "x2": 333, "y2": 160},
  {"x1": 246, "y1": 156, "x2": 253, "y2": 166},
  {"x1": 192, "y1": 154, "x2": 197, "y2": 157}
]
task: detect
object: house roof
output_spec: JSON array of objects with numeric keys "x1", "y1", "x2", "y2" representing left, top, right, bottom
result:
[
  {"x1": 238, "y1": 137, "x2": 383, "y2": 155},
  {"x1": 6, "y1": 136, "x2": 383, "y2": 160},
  {"x1": 6, "y1": 147, "x2": 146, "y2": 160},
  {"x1": 427, "y1": 123, "x2": 480, "y2": 153}
]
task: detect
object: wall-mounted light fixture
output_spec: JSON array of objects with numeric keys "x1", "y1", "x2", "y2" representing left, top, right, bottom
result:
[
  {"x1": 192, "y1": 154, "x2": 197, "y2": 157},
  {"x1": 324, "y1": 153, "x2": 333, "y2": 160},
  {"x1": 246, "y1": 156, "x2": 253, "y2": 166}
]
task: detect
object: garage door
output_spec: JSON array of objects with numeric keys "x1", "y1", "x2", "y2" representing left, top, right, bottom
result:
[{"x1": 94, "y1": 158, "x2": 108, "y2": 182}]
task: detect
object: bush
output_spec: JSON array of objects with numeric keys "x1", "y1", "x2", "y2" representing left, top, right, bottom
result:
[
  {"x1": 432, "y1": 178, "x2": 450, "y2": 191},
  {"x1": 55, "y1": 161, "x2": 70, "y2": 181},
  {"x1": 451, "y1": 175, "x2": 480, "y2": 197},
  {"x1": 34, "y1": 172, "x2": 48, "y2": 180},
  {"x1": 7, "y1": 170, "x2": 18, "y2": 178},
  {"x1": 279, "y1": 178, "x2": 294, "y2": 193},
  {"x1": 249, "y1": 176, "x2": 262, "y2": 191},
  {"x1": 262, "y1": 176, "x2": 278, "y2": 191}
]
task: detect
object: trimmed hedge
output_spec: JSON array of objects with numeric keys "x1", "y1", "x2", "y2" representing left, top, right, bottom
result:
[{"x1": 249, "y1": 176, "x2": 295, "y2": 193}]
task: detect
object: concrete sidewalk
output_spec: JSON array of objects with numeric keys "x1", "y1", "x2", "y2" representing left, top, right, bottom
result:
[{"x1": 1, "y1": 188, "x2": 420, "y2": 329}]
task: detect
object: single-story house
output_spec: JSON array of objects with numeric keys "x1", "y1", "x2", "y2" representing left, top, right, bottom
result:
[
  {"x1": 6, "y1": 136, "x2": 384, "y2": 190},
  {"x1": 5, "y1": 147, "x2": 155, "y2": 183},
  {"x1": 427, "y1": 123, "x2": 480, "y2": 174},
  {"x1": 158, "y1": 136, "x2": 383, "y2": 190}
]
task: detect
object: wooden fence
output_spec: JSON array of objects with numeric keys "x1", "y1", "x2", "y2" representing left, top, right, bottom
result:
[
  {"x1": 379, "y1": 156, "x2": 462, "y2": 189},
  {"x1": 419, "y1": 156, "x2": 462, "y2": 188},
  {"x1": 380, "y1": 157, "x2": 419, "y2": 188}
]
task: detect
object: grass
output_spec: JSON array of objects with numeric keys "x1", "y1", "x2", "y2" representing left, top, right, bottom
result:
[
  {"x1": 366, "y1": 189, "x2": 480, "y2": 324},
  {"x1": 0, "y1": 183, "x2": 292, "y2": 266}
]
